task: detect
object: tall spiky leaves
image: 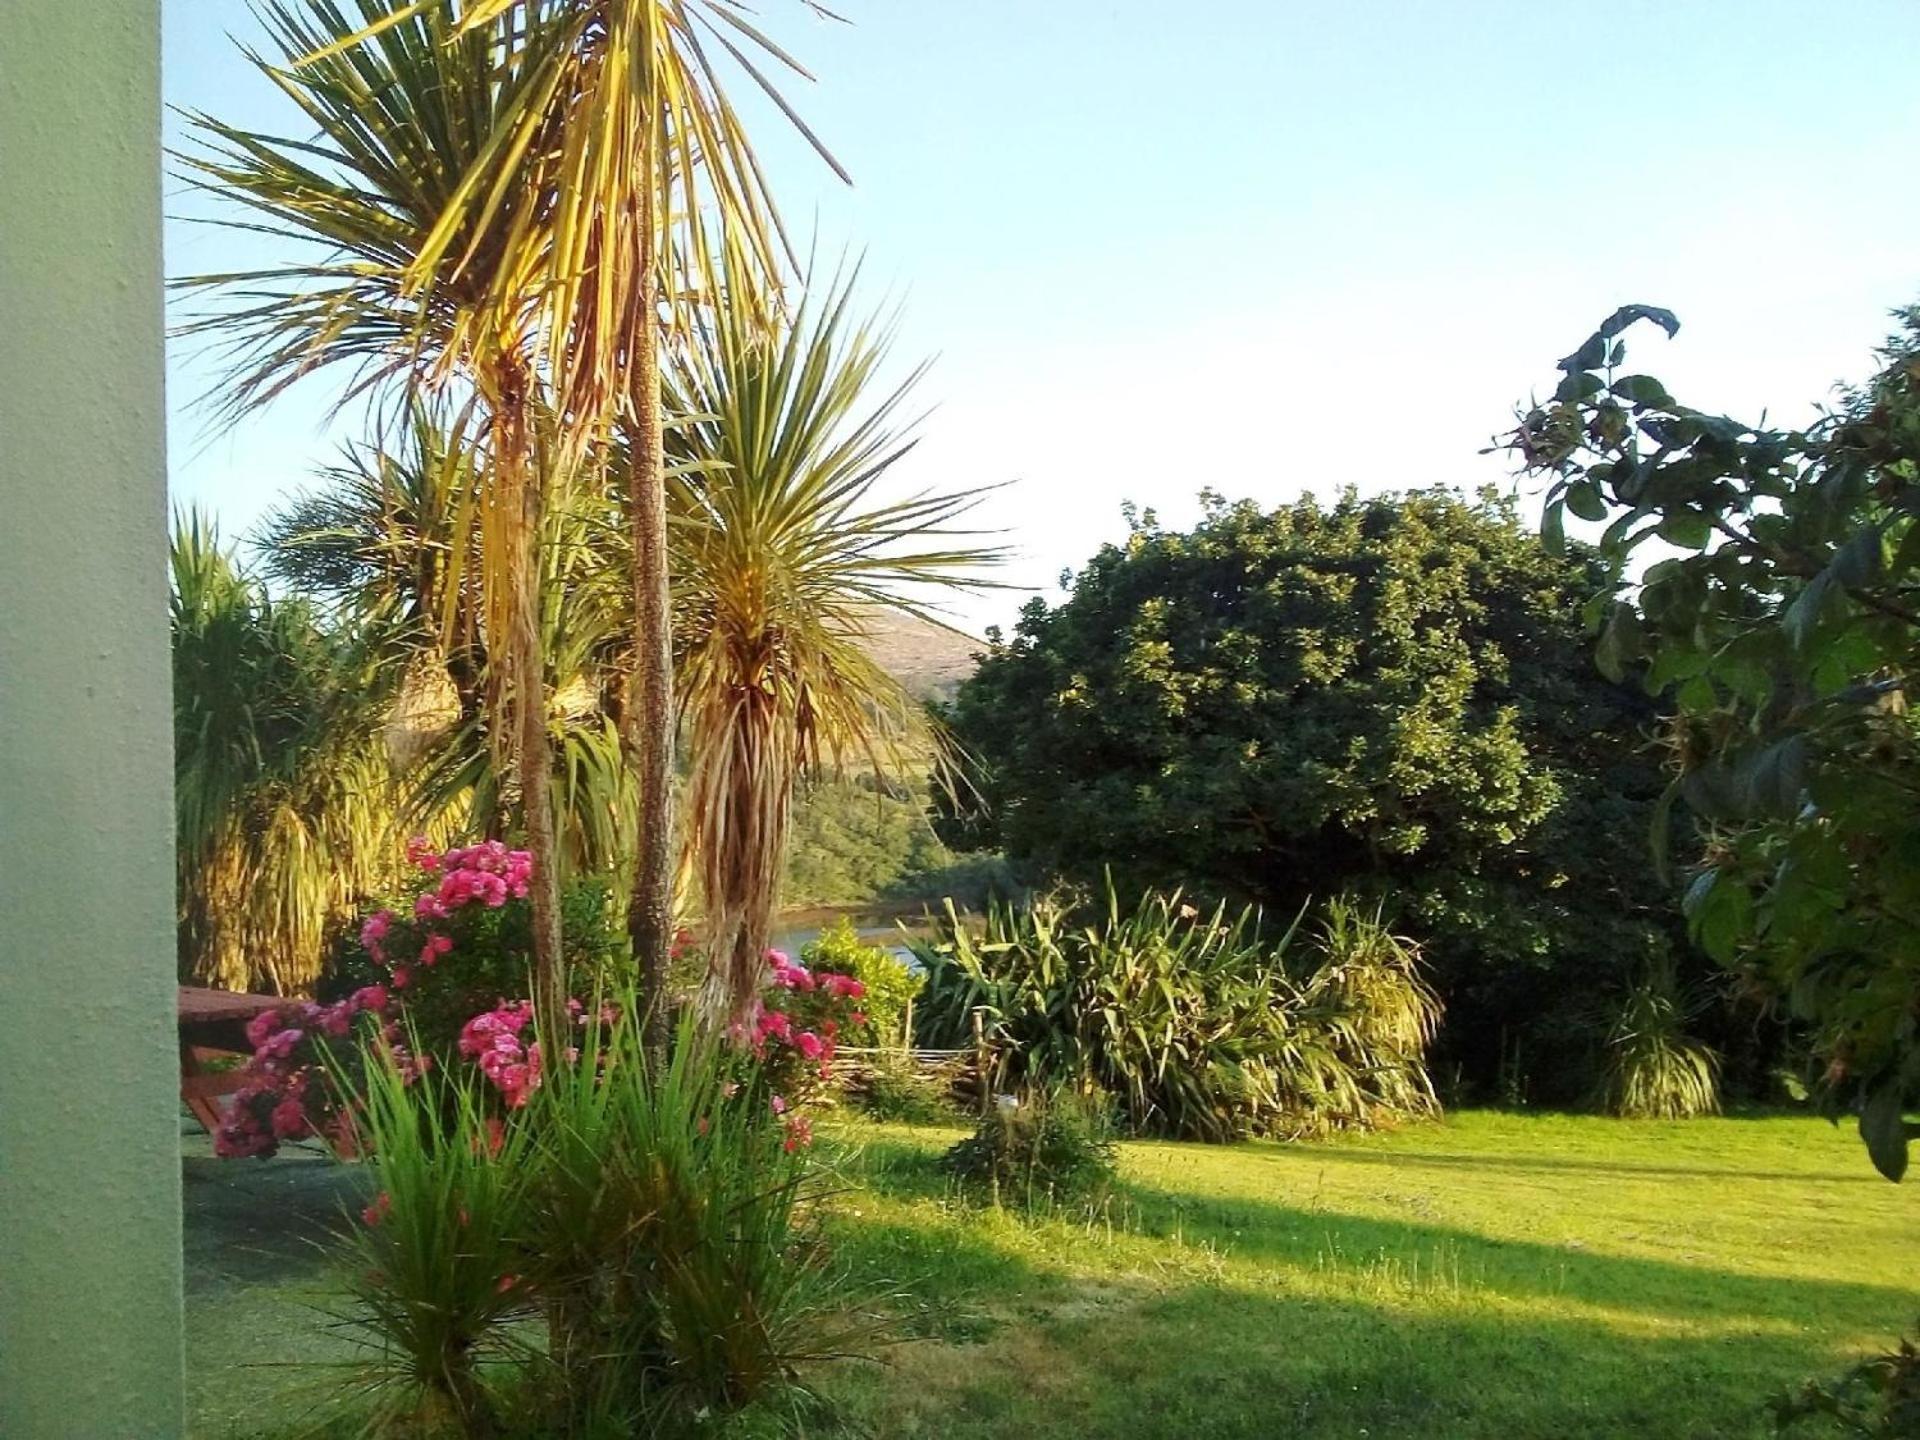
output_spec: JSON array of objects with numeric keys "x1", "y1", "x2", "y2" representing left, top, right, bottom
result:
[
  {"x1": 177, "y1": 0, "x2": 585, "y2": 1011},
  {"x1": 171, "y1": 513, "x2": 402, "y2": 991},
  {"x1": 666, "y1": 260, "x2": 1004, "y2": 1026}
]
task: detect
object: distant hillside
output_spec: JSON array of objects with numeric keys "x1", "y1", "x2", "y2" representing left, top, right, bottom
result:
[{"x1": 849, "y1": 607, "x2": 983, "y2": 704}]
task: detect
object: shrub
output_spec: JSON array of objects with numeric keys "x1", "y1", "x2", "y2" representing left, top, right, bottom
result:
[
  {"x1": 751, "y1": 946, "x2": 869, "y2": 1108},
  {"x1": 1603, "y1": 959, "x2": 1721, "y2": 1119},
  {"x1": 341, "y1": 1005, "x2": 861, "y2": 1436},
  {"x1": 1774, "y1": 1327, "x2": 1920, "y2": 1437},
  {"x1": 943, "y1": 1088, "x2": 1118, "y2": 1206},
  {"x1": 1300, "y1": 898, "x2": 1444, "y2": 1129},
  {"x1": 912, "y1": 881, "x2": 1443, "y2": 1142},
  {"x1": 800, "y1": 919, "x2": 921, "y2": 1048},
  {"x1": 854, "y1": 1053, "x2": 956, "y2": 1125}
]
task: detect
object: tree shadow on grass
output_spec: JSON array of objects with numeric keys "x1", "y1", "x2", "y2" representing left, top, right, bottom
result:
[
  {"x1": 826, "y1": 1203, "x2": 1902, "y2": 1440},
  {"x1": 831, "y1": 1135, "x2": 1914, "y2": 1335},
  {"x1": 181, "y1": 1127, "x2": 367, "y2": 1294},
  {"x1": 1113, "y1": 1176, "x2": 1914, "y2": 1333},
  {"x1": 1278, "y1": 1142, "x2": 1887, "y2": 1187}
]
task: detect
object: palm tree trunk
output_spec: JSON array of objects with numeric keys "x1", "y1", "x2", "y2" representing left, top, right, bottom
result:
[
  {"x1": 626, "y1": 259, "x2": 676, "y2": 1062},
  {"x1": 501, "y1": 396, "x2": 564, "y2": 1023}
]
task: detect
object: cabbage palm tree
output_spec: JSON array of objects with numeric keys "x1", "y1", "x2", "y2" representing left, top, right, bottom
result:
[
  {"x1": 664, "y1": 261, "x2": 1004, "y2": 1026},
  {"x1": 179, "y1": 0, "x2": 841, "y2": 1021}
]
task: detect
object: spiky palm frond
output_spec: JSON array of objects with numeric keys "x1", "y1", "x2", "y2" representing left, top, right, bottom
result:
[
  {"x1": 183, "y1": 0, "x2": 850, "y2": 1016},
  {"x1": 662, "y1": 257, "x2": 1006, "y2": 1022},
  {"x1": 172, "y1": 511, "x2": 405, "y2": 992},
  {"x1": 259, "y1": 401, "x2": 481, "y2": 632}
]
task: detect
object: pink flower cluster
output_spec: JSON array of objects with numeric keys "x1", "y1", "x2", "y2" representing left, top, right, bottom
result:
[
  {"x1": 752, "y1": 949, "x2": 867, "y2": 1088},
  {"x1": 458, "y1": 1002, "x2": 542, "y2": 1108},
  {"x1": 412, "y1": 839, "x2": 533, "y2": 919},
  {"x1": 215, "y1": 986, "x2": 392, "y2": 1159}
]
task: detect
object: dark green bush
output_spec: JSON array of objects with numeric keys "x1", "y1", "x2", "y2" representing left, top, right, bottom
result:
[
  {"x1": 934, "y1": 488, "x2": 1690, "y2": 1105},
  {"x1": 942, "y1": 1089, "x2": 1117, "y2": 1206}
]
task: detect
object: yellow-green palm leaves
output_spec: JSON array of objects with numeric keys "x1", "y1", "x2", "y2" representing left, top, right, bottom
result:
[
  {"x1": 172, "y1": 513, "x2": 405, "y2": 992},
  {"x1": 666, "y1": 264, "x2": 1004, "y2": 1022},
  {"x1": 179, "y1": 0, "x2": 841, "y2": 1013}
]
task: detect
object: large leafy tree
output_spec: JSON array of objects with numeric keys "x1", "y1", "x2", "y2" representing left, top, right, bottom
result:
[
  {"x1": 1507, "y1": 303, "x2": 1920, "y2": 1179},
  {"x1": 940, "y1": 489, "x2": 1682, "y2": 1092},
  {"x1": 180, "y1": 0, "x2": 840, "y2": 1025}
]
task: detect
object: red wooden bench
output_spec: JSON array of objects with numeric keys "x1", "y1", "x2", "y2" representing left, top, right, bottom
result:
[{"x1": 177, "y1": 985, "x2": 284, "y2": 1134}]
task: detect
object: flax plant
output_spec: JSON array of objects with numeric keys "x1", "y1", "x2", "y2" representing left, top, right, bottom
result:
[{"x1": 171, "y1": 513, "x2": 403, "y2": 992}]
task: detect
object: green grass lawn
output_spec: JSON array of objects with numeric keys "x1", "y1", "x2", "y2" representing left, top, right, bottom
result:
[{"x1": 186, "y1": 1111, "x2": 1916, "y2": 1439}]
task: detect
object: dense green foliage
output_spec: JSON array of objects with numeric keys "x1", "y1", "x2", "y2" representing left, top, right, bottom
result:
[
  {"x1": 912, "y1": 885, "x2": 1441, "y2": 1142},
  {"x1": 172, "y1": 516, "x2": 404, "y2": 991},
  {"x1": 1508, "y1": 304, "x2": 1920, "y2": 1179},
  {"x1": 798, "y1": 919, "x2": 921, "y2": 1048},
  {"x1": 942, "y1": 1089, "x2": 1118, "y2": 1206},
  {"x1": 939, "y1": 490, "x2": 1686, "y2": 1097},
  {"x1": 782, "y1": 775, "x2": 964, "y2": 909}
]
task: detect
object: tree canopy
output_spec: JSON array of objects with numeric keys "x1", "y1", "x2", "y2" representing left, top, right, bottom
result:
[{"x1": 939, "y1": 489, "x2": 1685, "y2": 1094}]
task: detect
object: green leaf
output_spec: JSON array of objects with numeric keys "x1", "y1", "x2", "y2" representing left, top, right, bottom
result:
[
  {"x1": 1783, "y1": 571, "x2": 1834, "y2": 649},
  {"x1": 1594, "y1": 602, "x2": 1641, "y2": 682},
  {"x1": 1739, "y1": 734, "x2": 1808, "y2": 819},
  {"x1": 1684, "y1": 868, "x2": 1752, "y2": 963},
  {"x1": 1598, "y1": 304, "x2": 1681, "y2": 343},
  {"x1": 1830, "y1": 522, "x2": 1883, "y2": 587},
  {"x1": 1676, "y1": 674, "x2": 1716, "y2": 710},
  {"x1": 1554, "y1": 371, "x2": 1605, "y2": 404},
  {"x1": 1656, "y1": 510, "x2": 1712, "y2": 550},
  {"x1": 1859, "y1": 1084, "x2": 1909, "y2": 1182},
  {"x1": 1612, "y1": 374, "x2": 1672, "y2": 407},
  {"x1": 1566, "y1": 479, "x2": 1608, "y2": 523},
  {"x1": 1541, "y1": 499, "x2": 1566, "y2": 557}
]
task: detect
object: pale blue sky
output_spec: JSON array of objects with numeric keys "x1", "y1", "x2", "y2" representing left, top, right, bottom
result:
[{"x1": 164, "y1": 1, "x2": 1920, "y2": 633}]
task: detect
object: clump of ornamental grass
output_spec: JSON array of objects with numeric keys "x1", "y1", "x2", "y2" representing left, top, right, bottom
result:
[
  {"x1": 333, "y1": 1042, "x2": 539, "y2": 1436},
  {"x1": 1292, "y1": 897, "x2": 1444, "y2": 1134},
  {"x1": 1603, "y1": 958, "x2": 1721, "y2": 1120},
  {"x1": 332, "y1": 1003, "x2": 877, "y2": 1438}
]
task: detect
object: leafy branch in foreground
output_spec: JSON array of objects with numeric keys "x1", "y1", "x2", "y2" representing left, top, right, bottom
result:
[{"x1": 1503, "y1": 302, "x2": 1920, "y2": 1178}]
